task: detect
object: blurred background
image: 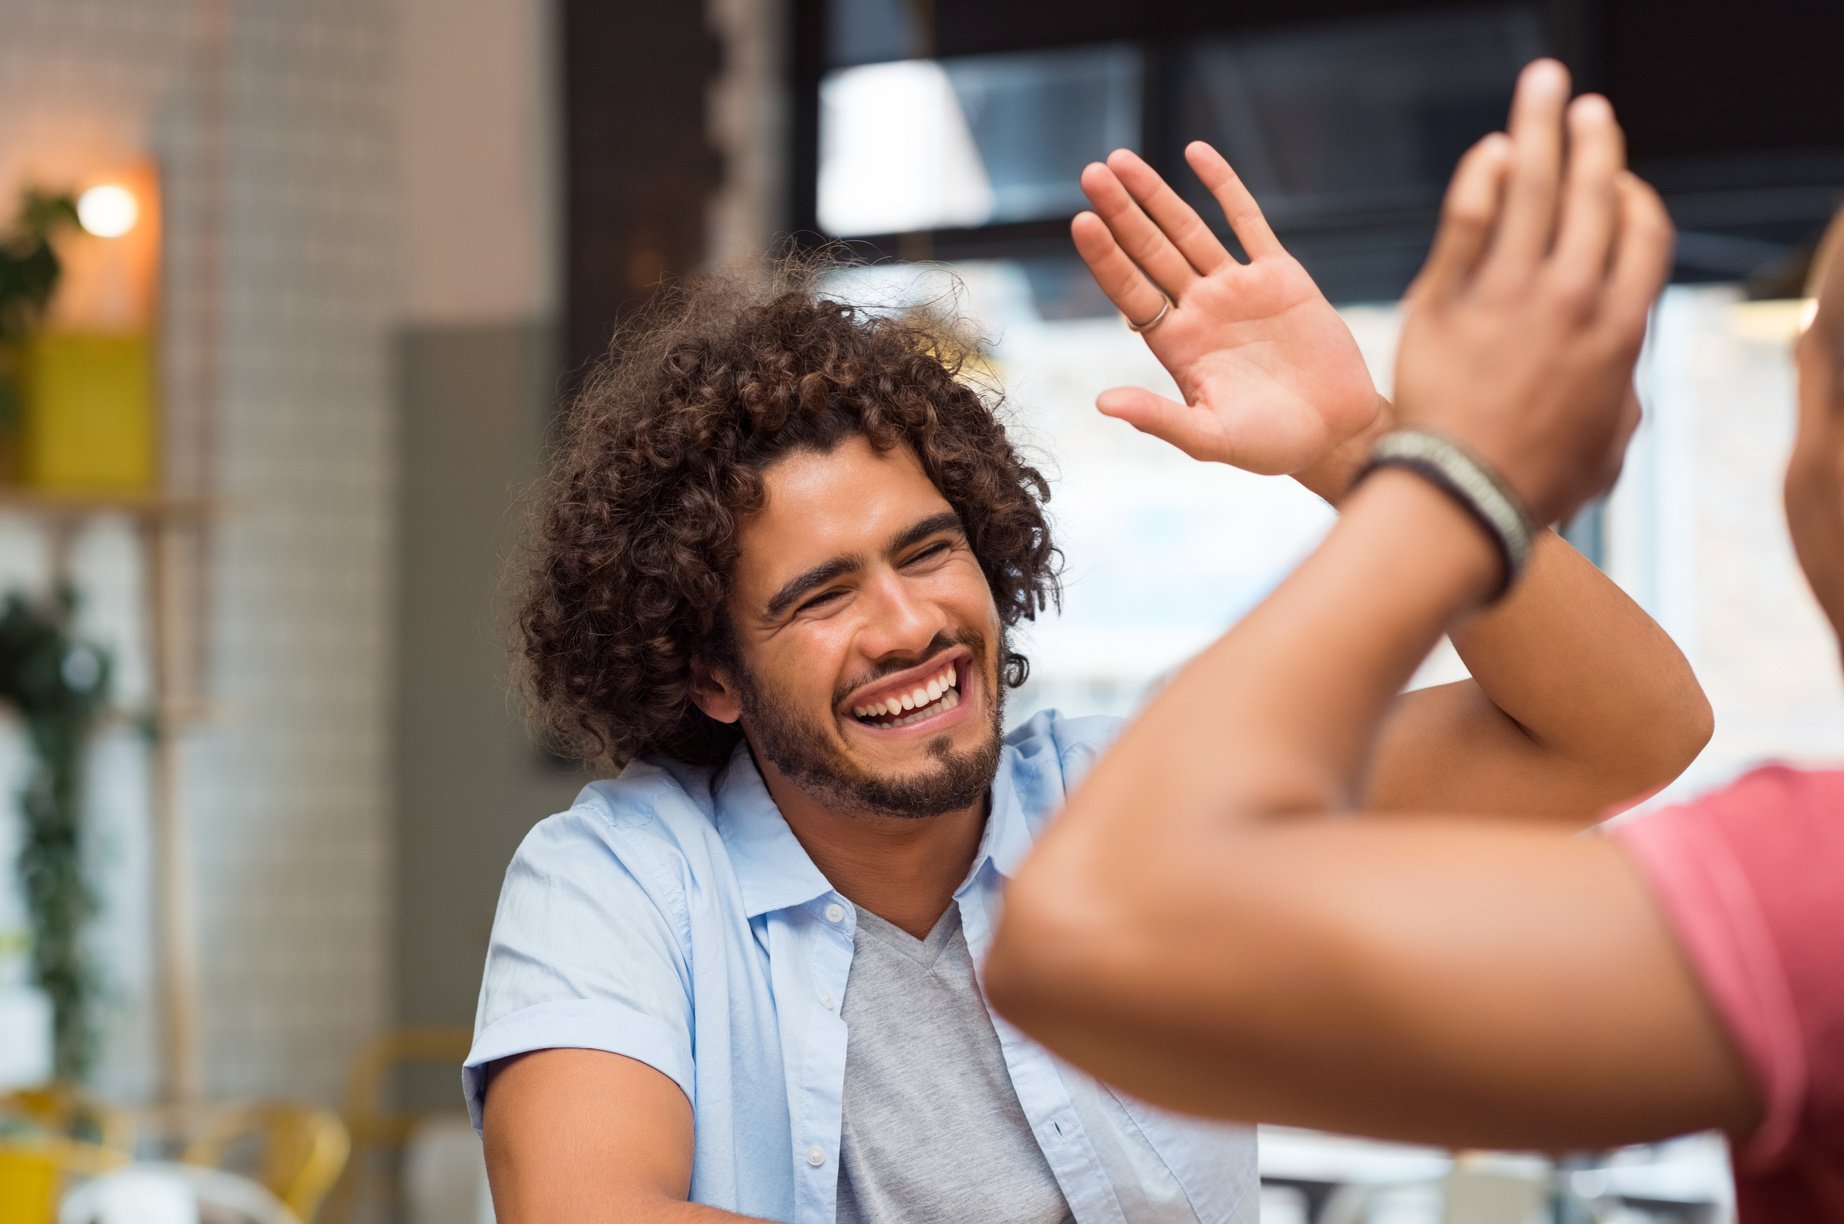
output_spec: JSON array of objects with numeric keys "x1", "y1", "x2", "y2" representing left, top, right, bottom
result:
[{"x1": 0, "y1": 0, "x2": 1838, "y2": 1221}]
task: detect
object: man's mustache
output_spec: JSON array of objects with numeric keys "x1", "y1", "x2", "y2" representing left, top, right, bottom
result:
[{"x1": 831, "y1": 629, "x2": 986, "y2": 706}]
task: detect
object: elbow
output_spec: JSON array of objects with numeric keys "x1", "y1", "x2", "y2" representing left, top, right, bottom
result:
[
  {"x1": 1686, "y1": 687, "x2": 1716, "y2": 762},
  {"x1": 1650, "y1": 644, "x2": 1716, "y2": 783},
  {"x1": 1582, "y1": 685, "x2": 1714, "y2": 819},
  {"x1": 1672, "y1": 687, "x2": 1716, "y2": 778},
  {"x1": 1630, "y1": 684, "x2": 1715, "y2": 799}
]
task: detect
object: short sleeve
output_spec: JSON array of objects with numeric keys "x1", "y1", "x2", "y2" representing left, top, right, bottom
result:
[
  {"x1": 1612, "y1": 765, "x2": 1844, "y2": 1172},
  {"x1": 463, "y1": 807, "x2": 695, "y2": 1131}
]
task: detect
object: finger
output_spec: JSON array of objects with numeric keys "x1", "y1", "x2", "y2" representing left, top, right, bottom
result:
[
  {"x1": 1095, "y1": 387, "x2": 1217, "y2": 460},
  {"x1": 1550, "y1": 94, "x2": 1625, "y2": 284},
  {"x1": 1081, "y1": 161, "x2": 1199, "y2": 298},
  {"x1": 1105, "y1": 147, "x2": 1231, "y2": 274},
  {"x1": 1416, "y1": 133, "x2": 1513, "y2": 298},
  {"x1": 1483, "y1": 58, "x2": 1572, "y2": 276},
  {"x1": 1603, "y1": 174, "x2": 1674, "y2": 333},
  {"x1": 1184, "y1": 141, "x2": 1284, "y2": 261},
  {"x1": 1072, "y1": 211, "x2": 1172, "y2": 331}
]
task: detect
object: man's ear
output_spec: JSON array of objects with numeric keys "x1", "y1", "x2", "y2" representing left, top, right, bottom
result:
[{"x1": 689, "y1": 659, "x2": 743, "y2": 725}]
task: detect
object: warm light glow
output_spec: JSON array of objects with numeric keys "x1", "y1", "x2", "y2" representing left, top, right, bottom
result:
[
  {"x1": 1800, "y1": 297, "x2": 1821, "y2": 335},
  {"x1": 76, "y1": 184, "x2": 138, "y2": 238},
  {"x1": 1730, "y1": 297, "x2": 1818, "y2": 345}
]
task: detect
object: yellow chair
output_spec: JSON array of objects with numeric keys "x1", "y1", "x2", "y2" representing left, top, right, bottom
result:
[
  {"x1": 320, "y1": 1026, "x2": 473, "y2": 1224},
  {"x1": 0, "y1": 1144, "x2": 59, "y2": 1224},
  {"x1": 1, "y1": 1085, "x2": 137, "y2": 1156},
  {"x1": 181, "y1": 1101, "x2": 350, "y2": 1224},
  {"x1": 0, "y1": 1137, "x2": 127, "y2": 1224}
]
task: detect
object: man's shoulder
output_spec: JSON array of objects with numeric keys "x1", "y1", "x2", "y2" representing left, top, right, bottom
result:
[
  {"x1": 510, "y1": 755, "x2": 730, "y2": 885},
  {"x1": 1614, "y1": 763, "x2": 1844, "y2": 1177},
  {"x1": 1003, "y1": 708, "x2": 1125, "y2": 797}
]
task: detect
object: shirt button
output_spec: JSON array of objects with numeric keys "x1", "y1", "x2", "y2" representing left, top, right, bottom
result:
[
  {"x1": 806, "y1": 1146, "x2": 826, "y2": 1167},
  {"x1": 824, "y1": 903, "x2": 846, "y2": 924},
  {"x1": 820, "y1": 992, "x2": 835, "y2": 1011}
]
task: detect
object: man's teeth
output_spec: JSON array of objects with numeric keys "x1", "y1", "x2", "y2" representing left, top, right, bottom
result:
[
  {"x1": 852, "y1": 663, "x2": 959, "y2": 722},
  {"x1": 881, "y1": 688, "x2": 959, "y2": 728}
]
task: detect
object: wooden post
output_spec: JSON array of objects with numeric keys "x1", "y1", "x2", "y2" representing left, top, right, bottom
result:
[{"x1": 144, "y1": 515, "x2": 200, "y2": 1106}]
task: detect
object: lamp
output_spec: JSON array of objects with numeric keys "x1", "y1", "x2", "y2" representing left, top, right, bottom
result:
[
  {"x1": 18, "y1": 162, "x2": 160, "y2": 493},
  {"x1": 75, "y1": 184, "x2": 139, "y2": 240},
  {"x1": 1730, "y1": 296, "x2": 1820, "y2": 345},
  {"x1": 1729, "y1": 222, "x2": 1831, "y2": 345}
]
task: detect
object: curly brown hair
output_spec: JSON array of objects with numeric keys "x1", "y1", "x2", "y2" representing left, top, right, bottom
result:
[{"x1": 517, "y1": 258, "x2": 1062, "y2": 770}]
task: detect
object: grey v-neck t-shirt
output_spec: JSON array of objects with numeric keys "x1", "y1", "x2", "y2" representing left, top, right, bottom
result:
[{"x1": 834, "y1": 905, "x2": 1075, "y2": 1224}]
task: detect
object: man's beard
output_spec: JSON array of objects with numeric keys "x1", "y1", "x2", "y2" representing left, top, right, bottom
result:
[{"x1": 734, "y1": 629, "x2": 1006, "y2": 820}]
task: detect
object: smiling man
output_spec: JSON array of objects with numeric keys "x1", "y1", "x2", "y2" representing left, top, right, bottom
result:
[{"x1": 466, "y1": 135, "x2": 1713, "y2": 1221}]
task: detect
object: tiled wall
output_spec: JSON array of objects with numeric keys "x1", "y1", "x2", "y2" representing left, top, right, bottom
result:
[{"x1": 0, "y1": 0, "x2": 398, "y2": 1105}]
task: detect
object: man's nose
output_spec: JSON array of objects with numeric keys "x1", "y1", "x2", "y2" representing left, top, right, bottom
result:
[{"x1": 856, "y1": 570, "x2": 945, "y2": 660}]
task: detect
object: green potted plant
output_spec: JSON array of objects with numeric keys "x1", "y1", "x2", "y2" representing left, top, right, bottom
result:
[
  {"x1": 0, "y1": 587, "x2": 112, "y2": 1081},
  {"x1": 0, "y1": 189, "x2": 81, "y2": 482}
]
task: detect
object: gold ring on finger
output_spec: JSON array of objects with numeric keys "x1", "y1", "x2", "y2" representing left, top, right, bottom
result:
[{"x1": 1126, "y1": 298, "x2": 1172, "y2": 333}]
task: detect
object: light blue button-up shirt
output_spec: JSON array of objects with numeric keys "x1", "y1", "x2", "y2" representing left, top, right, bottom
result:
[{"x1": 466, "y1": 709, "x2": 1256, "y2": 1223}]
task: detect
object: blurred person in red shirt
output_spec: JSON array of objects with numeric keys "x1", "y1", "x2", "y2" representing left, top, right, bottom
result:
[{"x1": 988, "y1": 58, "x2": 1844, "y2": 1221}]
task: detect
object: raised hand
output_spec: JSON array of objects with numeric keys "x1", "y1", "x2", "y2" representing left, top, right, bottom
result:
[
  {"x1": 1393, "y1": 59, "x2": 1673, "y2": 527},
  {"x1": 1072, "y1": 143, "x2": 1384, "y2": 492}
]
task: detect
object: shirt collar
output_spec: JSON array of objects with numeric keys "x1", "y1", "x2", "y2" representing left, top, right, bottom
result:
[
  {"x1": 967, "y1": 742, "x2": 1034, "y2": 884},
  {"x1": 712, "y1": 738, "x2": 1036, "y2": 918},
  {"x1": 712, "y1": 744, "x2": 837, "y2": 919}
]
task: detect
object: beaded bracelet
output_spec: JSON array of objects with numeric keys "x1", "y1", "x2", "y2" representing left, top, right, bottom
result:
[{"x1": 1352, "y1": 429, "x2": 1538, "y2": 603}]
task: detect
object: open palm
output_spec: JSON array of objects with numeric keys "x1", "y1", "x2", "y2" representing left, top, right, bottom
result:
[{"x1": 1073, "y1": 144, "x2": 1382, "y2": 479}]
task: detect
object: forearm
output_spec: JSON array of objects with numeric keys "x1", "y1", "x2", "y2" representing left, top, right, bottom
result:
[
  {"x1": 1062, "y1": 467, "x2": 1496, "y2": 838},
  {"x1": 1415, "y1": 533, "x2": 1710, "y2": 805},
  {"x1": 1297, "y1": 400, "x2": 1711, "y2": 817}
]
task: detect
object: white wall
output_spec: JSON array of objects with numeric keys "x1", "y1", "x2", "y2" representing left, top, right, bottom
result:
[
  {"x1": 399, "y1": 0, "x2": 558, "y2": 325},
  {"x1": 1607, "y1": 286, "x2": 1844, "y2": 793}
]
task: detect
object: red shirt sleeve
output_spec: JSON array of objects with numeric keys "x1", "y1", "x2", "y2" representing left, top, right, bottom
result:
[{"x1": 1612, "y1": 765, "x2": 1844, "y2": 1218}]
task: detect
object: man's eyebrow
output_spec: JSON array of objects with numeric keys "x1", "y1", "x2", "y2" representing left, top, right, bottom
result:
[
  {"x1": 762, "y1": 511, "x2": 966, "y2": 619},
  {"x1": 888, "y1": 511, "x2": 965, "y2": 556}
]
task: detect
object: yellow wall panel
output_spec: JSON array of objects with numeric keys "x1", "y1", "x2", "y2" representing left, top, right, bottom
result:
[{"x1": 19, "y1": 331, "x2": 157, "y2": 492}]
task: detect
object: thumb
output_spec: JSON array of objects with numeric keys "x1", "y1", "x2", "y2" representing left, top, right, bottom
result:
[{"x1": 1096, "y1": 387, "x2": 1217, "y2": 461}]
